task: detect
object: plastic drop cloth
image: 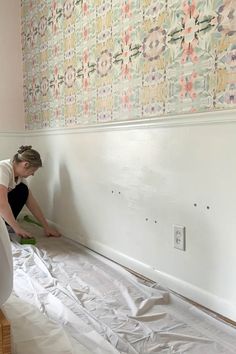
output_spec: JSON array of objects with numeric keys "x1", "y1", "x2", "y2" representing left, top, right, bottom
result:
[{"x1": 3, "y1": 221, "x2": 236, "y2": 354}]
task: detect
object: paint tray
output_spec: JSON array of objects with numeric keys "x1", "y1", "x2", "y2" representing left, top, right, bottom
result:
[{"x1": 20, "y1": 237, "x2": 36, "y2": 245}]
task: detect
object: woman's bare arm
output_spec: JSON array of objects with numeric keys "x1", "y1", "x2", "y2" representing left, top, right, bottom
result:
[
  {"x1": 0, "y1": 185, "x2": 31, "y2": 237},
  {"x1": 26, "y1": 190, "x2": 60, "y2": 237}
]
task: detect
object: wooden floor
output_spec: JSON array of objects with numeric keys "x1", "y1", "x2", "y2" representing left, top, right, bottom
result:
[{"x1": 0, "y1": 310, "x2": 11, "y2": 354}]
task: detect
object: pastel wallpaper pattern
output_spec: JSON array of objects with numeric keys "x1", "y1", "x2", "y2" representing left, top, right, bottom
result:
[{"x1": 21, "y1": 0, "x2": 236, "y2": 129}]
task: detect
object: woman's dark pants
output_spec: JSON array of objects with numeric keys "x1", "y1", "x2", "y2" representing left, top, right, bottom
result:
[{"x1": 8, "y1": 183, "x2": 29, "y2": 219}]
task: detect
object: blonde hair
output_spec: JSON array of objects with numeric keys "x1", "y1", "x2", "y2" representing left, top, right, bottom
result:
[{"x1": 13, "y1": 145, "x2": 42, "y2": 168}]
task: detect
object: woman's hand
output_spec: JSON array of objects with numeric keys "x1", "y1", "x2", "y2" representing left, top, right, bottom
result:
[
  {"x1": 44, "y1": 226, "x2": 61, "y2": 238},
  {"x1": 14, "y1": 226, "x2": 32, "y2": 238}
]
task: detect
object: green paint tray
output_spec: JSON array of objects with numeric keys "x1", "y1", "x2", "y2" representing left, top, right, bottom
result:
[{"x1": 20, "y1": 237, "x2": 37, "y2": 245}]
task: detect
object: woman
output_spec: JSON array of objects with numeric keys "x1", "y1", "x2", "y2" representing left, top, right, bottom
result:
[{"x1": 0, "y1": 145, "x2": 60, "y2": 238}]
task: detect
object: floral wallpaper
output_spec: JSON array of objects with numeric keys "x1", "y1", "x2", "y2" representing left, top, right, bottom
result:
[{"x1": 21, "y1": 0, "x2": 236, "y2": 129}]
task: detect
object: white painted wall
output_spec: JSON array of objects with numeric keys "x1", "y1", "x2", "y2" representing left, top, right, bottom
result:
[
  {"x1": 0, "y1": 0, "x2": 24, "y2": 131},
  {"x1": 0, "y1": 134, "x2": 25, "y2": 160},
  {"x1": 26, "y1": 111, "x2": 236, "y2": 321}
]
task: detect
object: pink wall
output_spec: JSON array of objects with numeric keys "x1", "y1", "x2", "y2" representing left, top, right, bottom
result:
[{"x1": 0, "y1": 0, "x2": 24, "y2": 131}]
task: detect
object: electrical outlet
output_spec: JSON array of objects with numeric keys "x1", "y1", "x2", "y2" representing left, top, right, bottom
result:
[{"x1": 173, "y1": 225, "x2": 186, "y2": 251}]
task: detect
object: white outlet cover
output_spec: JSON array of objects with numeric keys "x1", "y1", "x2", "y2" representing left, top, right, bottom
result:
[{"x1": 173, "y1": 225, "x2": 186, "y2": 251}]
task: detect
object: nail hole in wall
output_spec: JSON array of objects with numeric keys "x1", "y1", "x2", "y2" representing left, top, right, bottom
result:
[
  {"x1": 194, "y1": 203, "x2": 197, "y2": 207},
  {"x1": 154, "y1": 220, "x2": 157, "y2": 223},
  {"x1": 207, "y1": 206, "x2": 210, "y2": 210},
  {"x1": 145, "y1": 218, "x2": 148, "y2": 221}
]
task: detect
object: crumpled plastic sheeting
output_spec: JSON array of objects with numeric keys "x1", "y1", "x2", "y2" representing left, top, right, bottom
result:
[
  {"x1": 3, "y1": 294, "x2": 91, "y2": 354},
  {"x1": 5, "y1": 223, "x2": 236, "y2": 354}
]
